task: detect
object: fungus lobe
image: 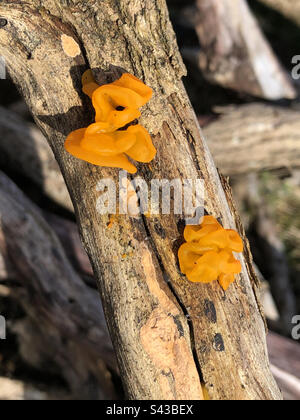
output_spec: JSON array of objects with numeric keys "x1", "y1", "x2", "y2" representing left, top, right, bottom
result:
[
  {"x1": 178, "y1": 216, "x2": 243, "y2": 291},
  {"x1": 65, "y1": 70, "x2": 156, "y2": 173}
]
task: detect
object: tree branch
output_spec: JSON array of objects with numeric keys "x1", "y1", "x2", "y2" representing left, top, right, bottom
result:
[
  {"x1": 192, "y1": 0, "x2": 295, "y2": 99},
  {"x1": 204, "y1": 103, "x2": 300, "y2": 175}
]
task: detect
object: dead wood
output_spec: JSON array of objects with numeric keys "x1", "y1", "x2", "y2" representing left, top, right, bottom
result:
[
  {"x1": 204, "y1": 103, "x2": 300, "y2": 176},
  {"x1": 0, "y1": 171, "x2": 116, "y2": 399},
  {"x1": 0, "y1": 105, "x2": 72, "y2": 211},
  {"x1": 267, "y1": 332, "x2": 300, "y2": 400},
  {"x1": 0, "y1": 376, "x2": 69, "y2": 400},
  {"x1": 192, "y1": 0, "x2": 295, "y2": 99},
  {"x1": 0, "y1": 0, "x2": 281, "y2": 400}
]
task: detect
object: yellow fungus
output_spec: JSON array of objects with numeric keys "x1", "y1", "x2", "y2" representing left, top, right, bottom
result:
[
  {"x1": 178, "y1": 216, "x2": 243, "y2": 290},
  {"x1": 65, "y1": 70, "x2": 156, "y2": 171}
]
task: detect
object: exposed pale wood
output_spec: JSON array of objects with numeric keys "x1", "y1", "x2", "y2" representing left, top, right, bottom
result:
[
  {"x1": 204, "y1": 103, "x2": 300, "y2": 175},
  {"x1": 193, "y1": 0, "x2": 295, "y2": 99},
  {"x1": 0, "y1": 105, "x2": 73, "y2": 211},
  {"x1": 0, "y1": 376, "x2": 47, "y2": 401},
  {"x1": 260, "y1": 283, "x2": 280, "y2": 322},
  {"x1": 0, "y1": 376, "x2": 75, "y2": 400},
  {"x1": 270, "y1": 365, "x2": 300, "y2": 401},
  {"x1": 0, "y1": 0, "x2": 281, "y2": 400},
  {"x1": 0, "y1": 251, "x2": 9, "y2": 280},
  {"x1": 0, "y1": 171, "x2": 116, "y2": 400},
  {"x1": 0, "y1": 239, "x2": 16, "y2": 281}
]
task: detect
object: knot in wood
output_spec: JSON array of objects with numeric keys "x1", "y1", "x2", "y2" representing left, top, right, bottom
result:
[{"x1": 0, "y1": 18, "x2": 7, "y2": 28}]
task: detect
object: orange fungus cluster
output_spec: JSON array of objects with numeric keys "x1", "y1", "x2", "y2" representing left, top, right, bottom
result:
[
  {"x1": 65, "y1": 70, "x2": 156, "y2": 174},
  {"x1": 178, "y1": 216, "x2": 244, "y2": 291}
]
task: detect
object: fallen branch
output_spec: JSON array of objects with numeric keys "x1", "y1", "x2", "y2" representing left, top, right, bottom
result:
[
  {"x1": 204, "y1": 103, "x2": 300, "y2": 175},
  {"x1": 0, "y1": 376, "x2": 48, "y2": 401},
  {"x1": 192, "y1": 0, "x2": 295, "y2": 99},
  {"x1": 0, "y1": 171, "x2": 116, "y2": 399},
  {"x1": 267, "y1": 332, "x2": 300, "y2": 400},
  {"x1": 0, "y1": 105, "x2": 73, "y2": 211}
]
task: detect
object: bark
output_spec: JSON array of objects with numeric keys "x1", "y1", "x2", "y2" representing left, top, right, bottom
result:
[
  {"x1": 192, "y1": 0, "x2": 295, "y2": 99},
  {"x1": 0, "y1": 105, "x2": 73, "y2": 211},
  {"x1": 0, "y1": 171, "x2": 116, "y2": 400},
  {"x1": 203, "y1": 103, "x2": 300, "y2": 176},
  {"x1": 0, "y1": 0, "x2": 281, "y2": 400},
  {"x1": 258, "y1": 0, "x2": 300, "y2": 27}
]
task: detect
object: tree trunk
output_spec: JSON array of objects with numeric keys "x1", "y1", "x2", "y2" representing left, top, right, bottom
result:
[{"x1": 0, "y1": 0, "x2": 281, "y2": 400}]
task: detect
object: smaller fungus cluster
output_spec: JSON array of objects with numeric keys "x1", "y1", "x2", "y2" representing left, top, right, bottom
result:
[
  {"x1": 178, "y1": 216, "x2": 244, "y2": 291},
  {"x1": 65, "y1": 70, "x2": 156, "y2": 173}
]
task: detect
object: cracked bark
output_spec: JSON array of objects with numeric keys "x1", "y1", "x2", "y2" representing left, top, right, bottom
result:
[{"x1": 0, "y1": 0, "x2": 281, "y2": 400}]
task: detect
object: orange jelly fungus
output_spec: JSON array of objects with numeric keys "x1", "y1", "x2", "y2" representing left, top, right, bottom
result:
[
  {"x1": 178, "y1": 216, "x2": 244, "y2": 291},
  {"x1": 65, "y1": 70, "x2": 156, "y2": 173}
]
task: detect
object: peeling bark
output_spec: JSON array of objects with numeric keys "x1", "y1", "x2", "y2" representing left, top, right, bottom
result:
[{"x1": 0, "y1": 0, "x2": 281, "y2": 400}]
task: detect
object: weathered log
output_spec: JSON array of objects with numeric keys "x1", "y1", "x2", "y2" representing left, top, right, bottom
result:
[
  {"x1": 258, "y1": 0, "x2": 300, "y2": 27},
  {"x1": 0, "y1": 171, "x2": 116, "y2": 400},
  {"x1": 203, "y1": 103, "x2": 300, "y2": 176},
  {"x1": 0, "y1": 105, "x2": 73, "y2": 211},
  {"x1": 0, "y1": 0, "x2": 281, "y2": 400},
  {"x1": 192, "y1": 0, "x2": 295, "y2": 99}
]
